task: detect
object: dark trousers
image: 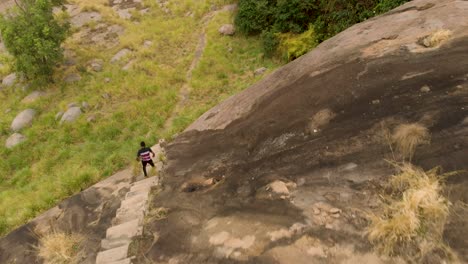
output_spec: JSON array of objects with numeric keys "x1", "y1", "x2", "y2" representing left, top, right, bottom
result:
[{"x1": 142, "y1": 160, "x2": 155, "y2": 177}]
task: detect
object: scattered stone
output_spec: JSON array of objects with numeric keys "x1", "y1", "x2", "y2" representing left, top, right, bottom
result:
[
  {"x1": 324, "y1": 193, "x2": 339, "y2": 202},
  {"x1": 254, "y1": 67, "x2": 267, "y2": 76},
  {"x1": 21, "y1": 91, "x2": 46, "y2": 104},
  {"x1": 104, "y1": 78, "x2": 111, "y2": 83},
  {"x1": 227, "y1": 46, "x2": 233, "y2": 53},
  {"x1": 89, "y1": 59, "x2": 104, "y2": 72},
  {"x1": 11, "y1": 109, "x2": 36, "y2": 131},
  {"x1": 117, "y1": 8, "x2": 135, "y2": 20},
  {"x1": 312, "y1": 207, "x2": 321, "y2": 215},
  {"x1": 82, "y1": 101, "x2": 90, "y2": 111},
  {"x1": 329, "y1": 208, "x2": 341, "y2": 214},
  {"x1": 122, "y1": 60, "x2": 135, "y2": 71},
  {"x1": 420, "y1": 85, "x2": 431, "y2": 93},
  {"x1": 218, "y1": 24, "x2": 235, "y2": 36},
  {"x1": 4, "y1": 108, "x2": 12, "y2": 114},
  {"x1": 64, "y1": 73, "x2": 81, "y2": 83},
  {"x1": 70, "y1": 12, "x2": 102, "y2": 27},
  {"x1": 87, "y1": 115, "x2": 96, "y2": 123},
  {"x1": 267, "y1": 180, "x2": 289, "y2": 195},
  {"x1": 5, "y1": 133, "x2": 26, "y2": 149},
  {"x1": 143, "y1": 40, "x2": 153, "y2": 48},
  {"x1": 102, "y1": 93, "x2": 111, "y2": 99},
  {"x1": 140, "y1": 8, "x2": 150, "y2": 15},
  {"x1": 2, "y1": 73, "x2": 17, "y2": 87},
  {"x1": 372, "y1": 99, "x2": 381, "y2": 105},
  {"x1": 308, "y1": 108, "x2": 336, "y2": 133},
  {"x1": 60, "y1": 107, "x2": 82, "y2": 124},
  {"x1": 68, "y1": 102, "x2": 79, "y2": 108},
  {"x1": 185, "y1": 11, "x2": 193, "y2": 17},
  {"x1": 111, "y1": 49, "x2": 131, "y2": 63},
  {"x1": 339, "y1": 162, "x2": 358, "y2": 171},
  {"x1": 55, "y1": 111, "x2": 64, "y2": 121}
]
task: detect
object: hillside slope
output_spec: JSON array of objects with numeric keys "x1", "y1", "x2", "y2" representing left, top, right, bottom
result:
[{"x1": 135, "y1": 0, "x2": 468, "y2": 263}]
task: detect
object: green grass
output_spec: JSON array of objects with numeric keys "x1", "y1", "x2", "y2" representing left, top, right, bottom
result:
[{"x1": 0, "y1": 0, "x2": 281, "y2": 236}]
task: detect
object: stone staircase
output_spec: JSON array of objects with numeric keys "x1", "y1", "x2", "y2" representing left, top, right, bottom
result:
[{"x1": 95, "y1": 142, "x2": 165, "y2": 264}]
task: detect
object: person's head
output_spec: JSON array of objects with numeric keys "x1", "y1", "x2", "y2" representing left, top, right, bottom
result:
[{"x1": 140, "y1": 141, "x2": 146, "y2": 147}]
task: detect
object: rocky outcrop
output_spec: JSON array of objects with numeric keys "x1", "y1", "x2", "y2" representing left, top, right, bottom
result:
[{"x1": 11, "y1": 109, "x2": 36, "y2": 131}]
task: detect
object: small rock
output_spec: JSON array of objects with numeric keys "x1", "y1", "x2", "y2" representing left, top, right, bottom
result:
[
  {"x1": 11, "y1": 109, "x2": 36, "y2": 131},
  {"x1": 68, "y1": 102, "x2": 79, "y2": 108},
  {"x1": 82, "y1": 101, "x2": 90, "y2": 111},
  {"x1": 218, "y1": 24, "x2": 235, "y2": 36},
  {"x1": 5, "y1": 108, "x2": 12, "y2": 114},
  {"x1": 325, "y1": 223, "x2": 334, "y2": 229},
  {"x1": 268, "y1": 180, "x2": 289, "y2": 195},
  {"x1": 312, "y1": 207, "x2": 321, "y2": 215},
  {"x1": 111, "y1": 49, "x2": 131, "y2": 63},
  {"x1": 143, "y1": 40, "x2": 153, "y2": 47},
  {"x1": 102, "y1": 93, "x2": 111, "y2": 99},
  {"x1": 60, "y1": 107, "x2": 82, "y2": 124},
  {"x1": 254, "y1": 67, "x2": 267, "y2": 76},
  {"x1": 87, "y1": 115, "x2": 96, "y2": 122},
  {"x1": 64, "y1": 73, "x2": 81, "y2": 83},
  {"x1": 104, "y1": 78, "x2": 111, "y2": 83},
  {"x1": 331, "y1": 213, "x2": 340, "y2": 219},
  {"x1": 227, "y1": 47, "x2": 233, "y2": 53},
  {"x1": 2, "y1": 73, "x2": 17, "y2": 87},
  {"x1": 89, "y1": 59, "x2": 103, "y2": 72},
  {"x1": 122, "y1": 60, "x2": 135, "y2": 71},
  {"x1": 117, "y1": 8, "x2": 135, "y2": 20},
  {"x1": 420, "y1": 85, "x2": 431, "y2": 93},
  {"x1": 55, "y1": 111, "x2": 64, "y2": 121},
  {"x1": 372, "y1": 99, "x2": 381, "y2": 105},
  {"x1": 5, "y1": 133, "x2": 26, "y2": 149},
  {"x1": 140, "y1": 8, "x2": 150, "y2": 14},
  {"x1": 329, "y1": 208, "x2": 341, "y2": 214},
  {"x1": 21, "y1": 91, "x2": 46, "y2": 104}
]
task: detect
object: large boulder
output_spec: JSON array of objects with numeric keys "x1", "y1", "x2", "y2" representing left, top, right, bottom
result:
[
  {"x1": 5, "y1": 133, "x2": 26, "y2": 149},
  {"x1": 60, "y1": 107, "x2": 82, "y2": 124},
  {"x1": 11, "y1": 109, "x2": 36, "y2": 132}
]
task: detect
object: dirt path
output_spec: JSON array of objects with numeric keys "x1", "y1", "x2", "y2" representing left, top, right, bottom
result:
[{"x1": 162, "y1": 5, "x2": 236, "y2": 134}]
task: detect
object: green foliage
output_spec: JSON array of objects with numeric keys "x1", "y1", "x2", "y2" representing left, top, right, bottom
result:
[
  {"x1": 235, "y1": 0, "x2": 411, "y2": 60},
  {"x1": 278, "y1": 26, "x2": 318, "y2": 61},
  {"x1": 0, "y1": 0, "x2": 70, "y2": 82}
]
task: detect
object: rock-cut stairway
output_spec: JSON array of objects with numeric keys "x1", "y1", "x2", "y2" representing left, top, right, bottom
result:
[
  {"x1": 95, "y1": 176, "x2": 158, "y2": 264},
  {"x1": 95, "y1": 143, "x2": 164, "y2": 264}
]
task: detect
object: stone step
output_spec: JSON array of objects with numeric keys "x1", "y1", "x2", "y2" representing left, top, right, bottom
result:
[
  {"x1": 126, "y1": 189, "x2": 150, "y2": 199},
  {"x1": 114, "y1": 207, "x2": 145, "y2": 225},
  {"x1": 96, "y1": 244, "x2": 129, "y2": 264},
  {"x1": 117, "y1": 198, "x2": 148, "y2": 216},
  {"x1": 108, "y1": 259, "x2": 132, "y2": 264},
  {"x1": 130, "y1": 183, "x2": 153, "y2": 193},
  {"x1": 106, "y1": 219, "x2": 141, "y2": 240},
  {"x1": 101, "y1": 237, "x2": 132, "y2": 250},
  {"x1": 121, "y1": 193, "x2": 148, "y2": 208},
  {"x1": 132, "y1": 176, "x2": 157, "y2": 187}
]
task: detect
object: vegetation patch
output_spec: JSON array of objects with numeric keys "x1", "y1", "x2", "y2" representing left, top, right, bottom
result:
[
  {"x1": 367, "y1": 164, "x2": 459, "y2": 262},
  {"x1": 37, "y1": 232, "x2": 83, "y2": 264}
]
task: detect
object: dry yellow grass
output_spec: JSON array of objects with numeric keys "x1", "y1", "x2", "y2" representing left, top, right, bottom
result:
[
  {"x1": 391, "y1": 123, "x2": 430, "y2": 161},
  {"x1": 367, "y1": 164, "x2": 457, "y2": 262},
  {"x1": 37, "y1": 232, "x2": 83, "y2": 264},
  {"x1": 421, "y1": 29, "x2": 452, "y2": 48}
]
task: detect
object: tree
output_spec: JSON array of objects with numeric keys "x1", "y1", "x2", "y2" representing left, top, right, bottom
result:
[{"x1": 0, "y1": 0, "x2": 69, "y2": 82}]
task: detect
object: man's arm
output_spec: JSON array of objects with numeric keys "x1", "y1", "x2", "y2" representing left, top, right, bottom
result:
[
  {"x1": 136, "y1": 150, "x2": 141, "y2": 161},
  {"x1": 150, "y1": 148, "x2": 155, "y2": 158}
]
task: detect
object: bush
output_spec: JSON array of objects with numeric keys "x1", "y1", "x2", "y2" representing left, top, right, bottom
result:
[
  {"x1": 235, "y1": 0, "x2": 411, "y2": 60},
  {"x1": 0, "y1": 0, "x2": 70, "y2": 82},
  {"x1": 278, "y1": 26, "x2": 318, "y2": 61}
]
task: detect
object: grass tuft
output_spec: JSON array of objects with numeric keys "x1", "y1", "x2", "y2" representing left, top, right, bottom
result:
[
  {"x1": 37, "y1": 232, "x2": 83, "y2": 264},
  {"x1": 420, "y1": 29, "x2": 452, "y2": 48},
  {"x1": 391, "y1": 123, "x2": 430, "y2": 161},
  {"x1": 367, "y1": 164, "x2": 458, "y2": 262}
]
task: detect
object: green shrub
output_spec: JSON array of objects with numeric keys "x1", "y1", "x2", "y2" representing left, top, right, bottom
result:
[
  {"x1": 278, "y1": 26, "x2": 318, "y2": 61},
  {"x1": 0, "y1": 0, "x2": 70, "y2": 82},
  {"x1": 261, "y1": 30, "x2": 280, "y2": 57},
  {"x1": 235, "y1": 0, "x2": 275, "y2": 35}
]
